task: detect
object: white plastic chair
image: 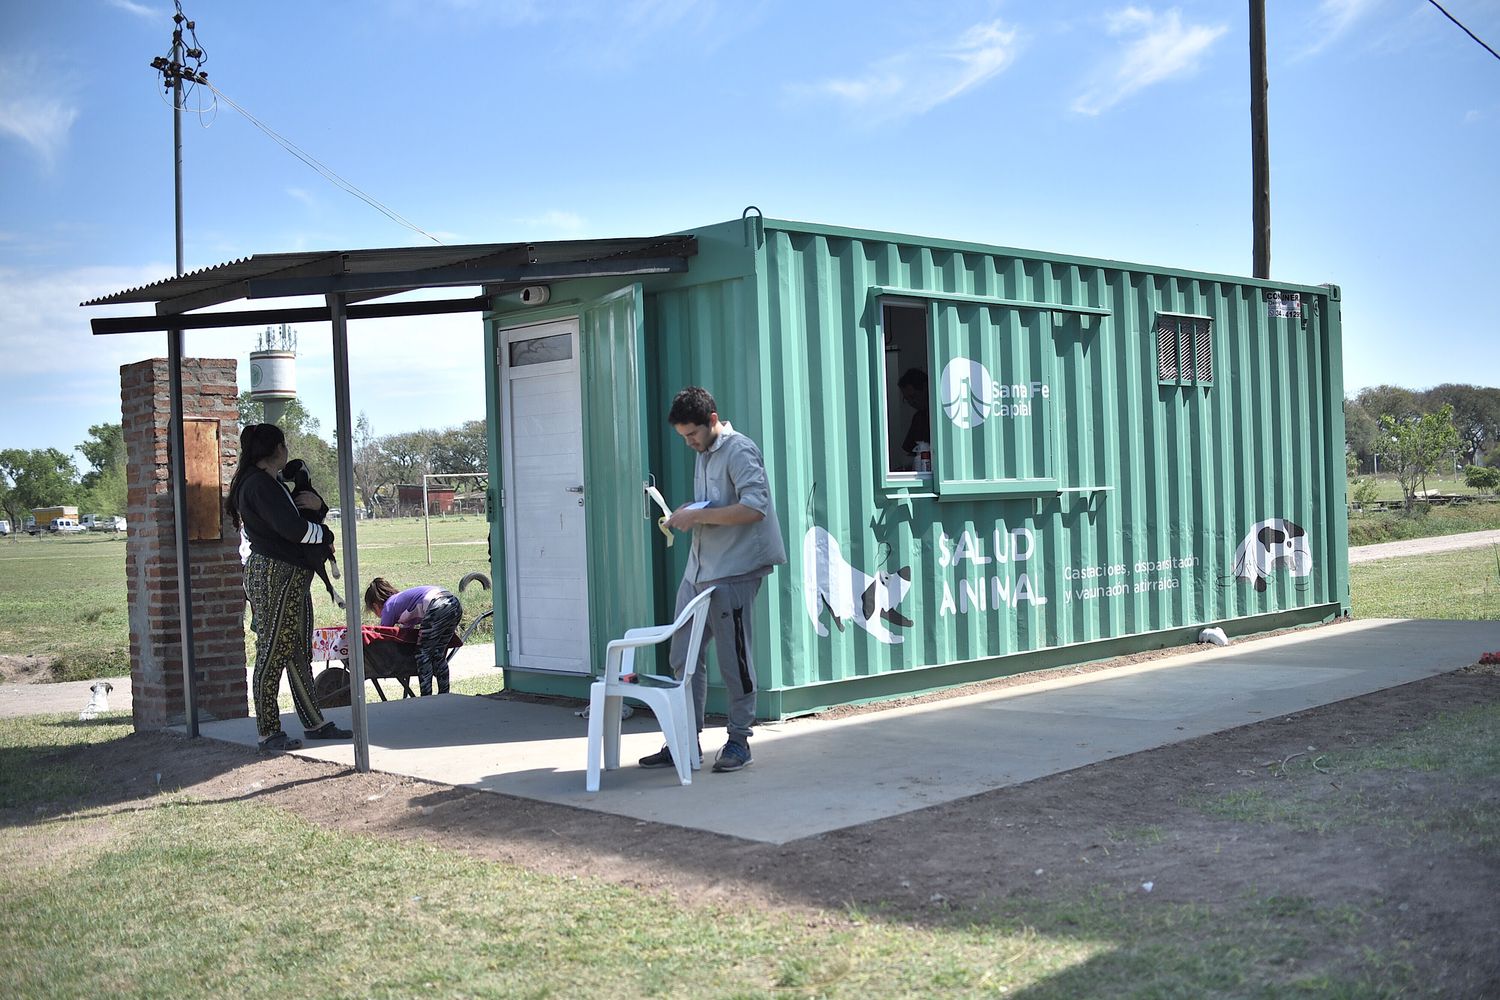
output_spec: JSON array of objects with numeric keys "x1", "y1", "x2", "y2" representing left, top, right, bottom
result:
[{"x1": 585, "y1": 586, "x2": 716, "y2": 792}]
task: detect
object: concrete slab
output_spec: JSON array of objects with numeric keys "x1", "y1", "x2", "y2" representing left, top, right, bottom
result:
[
  {"x1": 195, "y1": 617, "x2": 1500, "y2": 844},
  {"x1": 0, "y1": 643, "x2": 500, "y2": 720}
]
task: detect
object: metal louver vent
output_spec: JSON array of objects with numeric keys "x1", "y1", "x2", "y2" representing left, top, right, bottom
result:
[
  {"x1": 1157, "y1": 321, "x2": 1178, "y2": 381},
  {"x1": 1193, "y1": 320, "x2": 1213, "y2": 383},
  {"x1": 1156, "y1": 314, "x2": 1214, "y2": 386}
]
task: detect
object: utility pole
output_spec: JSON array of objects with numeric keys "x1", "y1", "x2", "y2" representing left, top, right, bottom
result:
[
  {"x1": 151, "y1": 4, "x2": 209, "y2": 737},
  {"x1": 1250, "y1": 0, "x2": 1271, "y2": 279}
]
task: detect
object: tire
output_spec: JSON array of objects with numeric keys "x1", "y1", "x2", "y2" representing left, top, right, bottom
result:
[
  {"x1": 459, "y1": 571, "x2": 491, "y2": 593},
  {"x1": 314, "y1": 666, "x2": 352, "y2": 708}
]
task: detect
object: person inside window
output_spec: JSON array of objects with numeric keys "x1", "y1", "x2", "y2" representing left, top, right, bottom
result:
[{"x1": 898, "y1": 368, "x2": 931, "y2": 469}]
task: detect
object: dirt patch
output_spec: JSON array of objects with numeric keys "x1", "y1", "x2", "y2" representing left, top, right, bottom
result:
[
  {"x1": 7, "y1": 668, "x2": 1499, "y2": 995},
  {"x1": 0, "y1": 653, "x2": 60, "y2": 684}
]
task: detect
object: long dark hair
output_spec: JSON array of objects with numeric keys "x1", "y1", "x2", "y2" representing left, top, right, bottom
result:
[
  {"x1": 226, "y1": 423, "x2": 286, "y2": 530},
  {"x1": 364, "y1": 577, "x2": 400, "y2": 616}
]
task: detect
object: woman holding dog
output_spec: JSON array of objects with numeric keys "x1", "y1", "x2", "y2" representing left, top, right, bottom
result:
[
  {"x1": 227, "y1": 423, "x2": 352, "y2": 753},
  {"x1": 363, "y1": 578, "x2": 461, "y2": 696}
]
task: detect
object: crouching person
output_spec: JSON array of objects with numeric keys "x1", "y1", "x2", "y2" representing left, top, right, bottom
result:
[{"x1": 363, "y1": 578, "x2": 461, "y2": 696}]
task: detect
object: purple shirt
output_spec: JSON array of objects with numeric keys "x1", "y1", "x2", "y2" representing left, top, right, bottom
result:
[{"x1": 379, "y1": 586, "x2": 445, "y2": 628}]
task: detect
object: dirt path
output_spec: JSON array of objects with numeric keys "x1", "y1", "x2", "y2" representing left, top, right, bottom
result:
[{"x1": 1348, "y1": 528, "x2": 1500, "y2": 564}]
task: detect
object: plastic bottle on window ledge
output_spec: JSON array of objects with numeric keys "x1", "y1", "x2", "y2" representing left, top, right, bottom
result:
[{"x1": 914, "y1": 442, "x2": 932, "y2": 475}]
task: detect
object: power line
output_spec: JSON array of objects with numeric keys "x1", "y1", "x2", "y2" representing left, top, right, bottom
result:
[
  {"x1": 1427, "y1": 0, "x2": 1500, "y2": 62},
  {"x1": 149, "y1": 2, "x2": 443, "y2": 247},
  {"x1": 203, "y1": 81, "x2": 444, "y2": 245}
]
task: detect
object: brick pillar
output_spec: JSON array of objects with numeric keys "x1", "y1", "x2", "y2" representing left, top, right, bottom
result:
[{"x1": 122, "y1": 358, "x2": 248, "y2": 730}]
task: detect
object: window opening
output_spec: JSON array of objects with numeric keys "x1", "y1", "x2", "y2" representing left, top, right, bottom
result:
[
  {"x1": 509, "y1": 332, "x2": 572, "y2": 367},
  {"x1": 882, "y1": 302, "x2": 932, "y2": 476}
]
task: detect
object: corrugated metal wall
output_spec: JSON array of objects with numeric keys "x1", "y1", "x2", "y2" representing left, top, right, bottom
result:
[
  {"x1": 752, "y1": 221, "x2": 1347, "y2": 699},
  {"x1": 489, "y1": 217, "x2": 1347, "y2": 715}
]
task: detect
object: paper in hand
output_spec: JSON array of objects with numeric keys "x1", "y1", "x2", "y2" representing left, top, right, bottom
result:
[{"x1": 645, "y1": 485, "x2": 674, "y2": 546}]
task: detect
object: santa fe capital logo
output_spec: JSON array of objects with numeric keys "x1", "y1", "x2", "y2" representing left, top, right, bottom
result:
[{"x1": 940, "y1": 357, "x2": 996, "y2": 429}]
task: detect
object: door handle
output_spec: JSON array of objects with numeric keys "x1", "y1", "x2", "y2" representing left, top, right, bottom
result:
[{"x1": 566, "y1": 485, "x2": 584, "y2": 493}]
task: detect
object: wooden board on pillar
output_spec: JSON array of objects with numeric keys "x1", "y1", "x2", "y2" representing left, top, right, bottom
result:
[{"x1": 184, "y1": 417, "x2": 222, "y2": 541}]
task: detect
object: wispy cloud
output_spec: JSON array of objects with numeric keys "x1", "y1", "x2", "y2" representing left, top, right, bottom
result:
[
  {"x1": 1298, "y1": 0, "x2": 1383, "y2": 57},
  {"x1": 0, "y1": 263, "x2": 489, "y2": 452},
  {"x1": 0, "y1": 55, "x2": 80, "y2": 165},
  {"x1": 287, "y1": 188, "x2": 318, "y2": 211},
  {"x1": 792, "y1": 19, "x2": 1022, "y2": 122},
  {"x1": 0, "y1": 265, "x2": 168, "y2": 388},
  {"x1": 1071, "y1": 6, "x2": 1227, "y2": 116},
  {"x1": 105, "y1": 0, "x2": 162, "y2": 20}
]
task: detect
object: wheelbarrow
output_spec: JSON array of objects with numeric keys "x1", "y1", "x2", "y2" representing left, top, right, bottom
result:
[{"x1": 313, "y1": 573, "x2": 493, "y2": 707}]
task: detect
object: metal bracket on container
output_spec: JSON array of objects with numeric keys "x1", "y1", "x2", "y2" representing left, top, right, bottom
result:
[{"x1": 742, "y1": 205, "x2": 764, "y2": 249}]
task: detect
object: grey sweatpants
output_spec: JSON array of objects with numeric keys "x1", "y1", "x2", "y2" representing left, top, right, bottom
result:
[{"x1": 668, "y1": 575, "x2": 762, "y2": 744}]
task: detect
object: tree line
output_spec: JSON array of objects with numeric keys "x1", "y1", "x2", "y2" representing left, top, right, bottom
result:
[
  {"x1": 238, "y1": 393, "x2": 487, "y2": 515},
  {"x1": 1345, "y1": 383, "x2": 1500, "y2": 507},
  {"x1": 0, "y1": 400, "x2": 487, "y2": 532},
  {"x1": 0, "y1": 424, "x2": 126, "y2": 531}
]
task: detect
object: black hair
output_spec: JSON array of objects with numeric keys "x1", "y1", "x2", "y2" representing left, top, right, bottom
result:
[
  {"x1": 897, "y1": 368, "x2": 928, "y2": 392},
  {"x1": 667, "y1": 386, "x2": 717, "y2": 427},
  {"x1": 226, "y1": 423, "x2": 286, "y2": 530}
]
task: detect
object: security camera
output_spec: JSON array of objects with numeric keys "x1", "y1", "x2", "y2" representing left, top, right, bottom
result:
[{"x1": 520, "y1": 285, "x2": 550, "y2": 306}]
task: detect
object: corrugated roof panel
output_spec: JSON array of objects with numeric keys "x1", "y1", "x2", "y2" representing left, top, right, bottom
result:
[{"x1": 81, "y1": 236, "x2": 698, "y2": 308}]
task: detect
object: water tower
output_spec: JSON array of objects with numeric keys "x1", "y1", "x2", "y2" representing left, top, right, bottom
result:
[{"x1": 249, "y1": 324, "x2": 297, "y2": 426}]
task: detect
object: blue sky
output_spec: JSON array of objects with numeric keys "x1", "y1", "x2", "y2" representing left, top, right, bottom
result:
[{"x1": 2, "y1": 0, "x2": 1496, "y2": 459}]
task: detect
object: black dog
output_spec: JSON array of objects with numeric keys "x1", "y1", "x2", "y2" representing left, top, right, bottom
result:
[{"x1": 280, "y1": 458, "x2": 344, "y2": 609}]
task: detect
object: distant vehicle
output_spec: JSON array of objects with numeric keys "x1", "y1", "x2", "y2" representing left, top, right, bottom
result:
[
  {"x1": 49, "y1": 518, "x2": 86, "y2": 534},
  {"x1": 23, "y1": 516, "x2": 39, "y2": 535},
  {"x1": 328, "y1": 508, "x2": 341, "y2": 519},
  {"x1": 83, "y1": 514, "x2": 126, "y2": 532},
  {"x1": 30, "y1": 506, "x2": 79, "y2": 534},
  {"x1": 0, "y1": 519, "x2": 10, "y2": 536}
]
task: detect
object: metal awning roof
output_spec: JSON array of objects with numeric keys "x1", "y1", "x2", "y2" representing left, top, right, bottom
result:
[
  {"x1": 85, "y1": 230, "x2": 698, "y2": 769},
  {"x1": 82, "y1": 234, "x2": 698, "y2": 317}
]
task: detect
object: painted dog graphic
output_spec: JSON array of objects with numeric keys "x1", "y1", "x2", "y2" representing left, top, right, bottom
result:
[
  {"x1": 1231, "y1": 518, "x2": 1312, "y2": 592},
  {"x1": 803, "y1": 526, "x2": 914, "y2": 645}
]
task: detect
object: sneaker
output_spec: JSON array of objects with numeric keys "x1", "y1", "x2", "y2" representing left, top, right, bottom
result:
[
  {"x1": 638, "y1": 740, "x2": 702, "y2": 769},
  {"x1": 304, "y1": 721, "x2": 353, "y2": 740},
  {"x1": 712, "y1": 740, "x2": 752, "y2": 773},
  {"x1": 258, "y1": 731, "x2": 303, "y2": 755}
]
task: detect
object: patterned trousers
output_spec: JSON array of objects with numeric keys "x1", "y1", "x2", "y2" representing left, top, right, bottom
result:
[
  {"x1": 245, "y1": 553, "x2": 327, "y2": 738},
  {"x1": 414, "y1": 593, "x2": 461, "y2": 695}
]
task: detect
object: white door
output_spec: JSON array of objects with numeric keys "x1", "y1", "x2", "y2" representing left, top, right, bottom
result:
[{"x1": 499, "y1": 319, "x2": 590, "y2": 672}]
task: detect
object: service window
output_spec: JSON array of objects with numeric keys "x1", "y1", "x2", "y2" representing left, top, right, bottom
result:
[
  {"x1": 880, "y1": 302, "x2": 933, "y2": 479},
  {"x1": 927, "y1": 300, "x2": 1058, "y2": 498}
]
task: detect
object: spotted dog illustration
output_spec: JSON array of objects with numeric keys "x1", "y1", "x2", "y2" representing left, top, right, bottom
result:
[
  {"x1": 803, "y1": 526, "x2": 914, "y2": 644},
  {"x1": 1232, "y1": 518, "x2": 1312, "y2": 592}
]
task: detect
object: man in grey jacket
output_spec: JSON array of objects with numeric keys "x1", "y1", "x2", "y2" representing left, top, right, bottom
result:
[{"x1": 640, "y1": 386, "x2": 786, "y2": 773}]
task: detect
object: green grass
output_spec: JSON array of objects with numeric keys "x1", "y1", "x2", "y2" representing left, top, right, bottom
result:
[
  {"x1": 1349, "y1": 546, "x2": 1500, "y2": 620},
  {"x1": 0, "y1": 534, "x2": 131, "y2": 680},
  {"x1": 1191, "y1": 701, "x2": 1500, "y2": 849},
  {"x1": 0, "y1": 516, "x2": 493, "y2": 681},
  {"x1": 1355, "y1": 473, "x2": 1478, "y2": 502},
  {"x1": 1347, "y1": 500, "x2": 1500, "y2": 547},
  {"x1": 0, "y1": 716, "x2": 1425, "y2": 999}
]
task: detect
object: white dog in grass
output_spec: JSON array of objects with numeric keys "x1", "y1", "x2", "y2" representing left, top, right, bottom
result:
[{"x1": 78, "y1": 680, "x2": 113, "y2": 720}]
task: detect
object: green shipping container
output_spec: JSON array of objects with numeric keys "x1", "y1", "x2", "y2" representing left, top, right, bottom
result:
[{"x1": 485, "y1": 214, "x2": 1348, "y2": 718}]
